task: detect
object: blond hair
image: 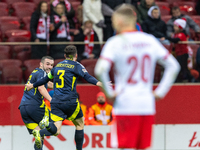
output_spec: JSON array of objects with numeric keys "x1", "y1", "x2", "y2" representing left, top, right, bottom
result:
[{"x1": 113, "y1": 4, "x2": 137, "y2": 25}]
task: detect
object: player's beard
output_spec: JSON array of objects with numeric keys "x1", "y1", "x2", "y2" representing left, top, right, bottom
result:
[{"x1": 98, "y1": 101, "x2": 105, "y2": 105}]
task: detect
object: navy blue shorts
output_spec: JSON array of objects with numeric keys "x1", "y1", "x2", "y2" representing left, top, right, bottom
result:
[
  {"x1": 19, "y1": 105, "x2": 48, "y2": 134},
  {"x1": 50, "y1": 100, "x2": 83, "y2": 122}
]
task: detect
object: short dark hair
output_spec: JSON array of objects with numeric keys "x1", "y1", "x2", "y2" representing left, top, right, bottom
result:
[
  {"x1": 41, "y1": 56, "x2": 54, "y2": 63},
  {"x1": 171, "y1": 6, "x2": 180, "y2": 13},
  {"x1": 64, "y1": 45, "x2": 77, "y2": 58}
]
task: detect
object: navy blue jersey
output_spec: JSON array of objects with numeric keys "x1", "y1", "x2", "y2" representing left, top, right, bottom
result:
[
  {"x1": 48, "y1": 59, "x2": 88, "y2": 103},
  {"x1": 20, "y1": 68, "x2": 47, "y2": 107}
]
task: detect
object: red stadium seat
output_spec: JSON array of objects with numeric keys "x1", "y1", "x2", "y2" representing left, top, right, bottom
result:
[
  {"x1": 7, "y1": 36, "x2": 30, "y2": 42},
  {"x1": 0, "y1": 16, "x2": 20, "y2": 25},
  {"x1": 5, "y1": 30, "x2": 31, "y2": 39},
  {"x1": 0, "y1": 23, "x2": 20, "y2": 40},
  {"x1": 22, "y1": 16, "x2": 31, "y2": 30},
  {"x1": 16, "y1": 50, "x2": 31, "y2": 65},
  {"x1": 2, "y1": 0, "x2": 26, "y2": 7},
  {"x1": 173, "y1": 2, "x2": 197, "y2": 15},
  {"x1": 1, "y1": 66, "x2": 23, "y2": 83},
  {"x1": 191, "y1": 16, "x2": 200, "y2": 27},
  {"x1": 54, "y1": 59, "x2": 64, "y2": 66},
  {"x1": 0, "y1": 8, "x2": 9, "y2": 16},
  {"x1": 155, "y1": 2, "x2": 170, "y2": 15},
  {"x1": 24, "y1": 59, "x2": 41, "y2": 81},
  {"x1": 0, "y1": 2, "x2": 8, "y2": 10},
  {"x1": 80, "y1": 59, "x2": 97, "y2": 82},
  {"x1": 0, "y1": 46, "x2": 11, "y2": 60},
  {"x1": 12, "y1": 45, "x2": 31, "y2": 59},
  {"x1": 12, "y1": 2, "x2": 36, "y2": 20},
  {"x1": 0, "y1": 59, "x2": 22, "y2": 68},
  {"x1": 28, "y1": 0, "x2": 48, "y2": 6},
  {"x1": 161, "y1": 15, "x2": 172, "y2": 23},
  {"x1": 0, "y1": 59, "x2": 23, "y2": 84}
]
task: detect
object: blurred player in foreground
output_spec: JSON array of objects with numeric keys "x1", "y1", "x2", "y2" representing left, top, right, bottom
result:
[
  {"x1": 95, "y1": 4, "x2": 180, "y2": 150},
  {"x1": 25, "y1": 45, "x2": 102, "y2": 150},
  {"x1": 19, "y1": 56, "x2": 54, "y2": 150}
]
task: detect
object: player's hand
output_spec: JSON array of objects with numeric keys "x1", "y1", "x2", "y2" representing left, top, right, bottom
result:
[
  {"x1": 153, "y1": 91, "x2": 161, "y2": 101},
  {"x1": 25, "y1": 83, "x2": 34, "y2": 91},
  {"x1": 108, "y1": 92, "x2": 118, "y2": 102}
]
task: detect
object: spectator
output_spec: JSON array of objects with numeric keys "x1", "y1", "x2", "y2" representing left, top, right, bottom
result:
[
  {"x1": 50, "y1": 3, "x2": 70, "y2": 59},
  {"x1": 74, "y1": 20, "x2": 101, "y2": 62},
  {"x1": 196, "y1": 0, "x2": 200, "y2": 15},
  {"x1": 167, "y1": 19, "x2": 194, "y2": 82},
  {"x1": 125, "y1": 0, "x2": 140, "y2": 8},
  {"x1": 51, "y1": 0, "x2": 75, "y2": 29},
  {"x1": 30, "y1": 1, "x2": 50, "y2": 59},
  {"x1": 142, "y1": 6, "x2": 170, "y2": 45},
  {"x1": 167, "y1": 6, "x2": 200, "y2": 39},
  {"x1": 88, "y1": 92, "x2": 113, "y2": 125},
  {"x1": 101, "y1": 0, "x2": 124, "y2": 41},
  {"x1": 83, "y1": 0, "x2": 105, "y2": 44},
  {"x1": 137, "y1": 0, "x2": 156, "y2": 24}
]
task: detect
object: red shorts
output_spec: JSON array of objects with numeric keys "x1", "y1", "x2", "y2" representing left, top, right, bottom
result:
[{"x1": 110, "y1": 115, "x2": 154, "y2": 149}]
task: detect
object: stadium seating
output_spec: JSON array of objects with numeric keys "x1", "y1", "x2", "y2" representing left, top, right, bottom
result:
[
  {"x1": 0, "y1": 8, "x2": 9, "y2": 16},
  {"x1": 0, "y1": 16, "x2": 20, "y2": 25},
  {"x1": 155, "y1": 2, "x2": 170, "y2": 16},
  {"x1": 28, "y1": 0, "x2": 48, "y2": 6},
  {"x1": 0, "y1": 2, "x2": 8, "y2": 10},
  {"x1": 0, "y1": 46, "x2": 11, "y2": 60},
  {"x1": 5, "y1": 30, "x2": 31, "y2": 39},
  {"x1": 0, "y1": 23, "x2": 20, "y2": 40},
  {"x1": 2, "y1": 0, "x2": 26, "y2": 8},
  {"x1": 24, "y1": 59, "x2": 41, "y2": 81},
  {"x1": 0, "y1": 59, "x2": 23, "y2": 83},
  {"x1": 54, "y1": 59, "x2": 64, "y2": 66},
  {"x1": 12, "y1": 45, "x2": 31, "y2": 59},
  {"x1": 80, "y1": 59, "x2": 97, "y2": 82},
  {"x1": 161, "y1": 15, "x2": 172, "y2": 23},
  {"x1": 22, "y1": 16, "x2": 31, "y2": 30},
  {"x1": 172, "y1": 2, "x2": 197, "y2": 15},
  {"x1": 12, "y1": 2, "x2": 36, "y2": 20},
  {"x1": 16, "y1": 50, "x2": 31, "y2": 65}
]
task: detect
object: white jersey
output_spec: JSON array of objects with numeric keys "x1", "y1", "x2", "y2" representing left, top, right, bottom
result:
[{"x1": 95, "y1": 31, "x2": 180, "y2": 115}]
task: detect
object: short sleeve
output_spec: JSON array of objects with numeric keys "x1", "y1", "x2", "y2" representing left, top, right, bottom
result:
[
  {"x1": 100, "y1": 38, "x2": 117, "y2": 63},
  {"x1": 74, "y1": 63, "x2": 88, "y2": 77},
  {"x1": 152, "y1": 36, "x2": 170, "y2": 61}
]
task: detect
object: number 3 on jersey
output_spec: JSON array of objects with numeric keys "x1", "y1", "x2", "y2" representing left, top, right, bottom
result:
[
  {"x1": 56, "y1": 70, "x2": 65, "y2": 88},
  {"x1": 128, "y1": 54, "x2": 151, "y2": 84}
]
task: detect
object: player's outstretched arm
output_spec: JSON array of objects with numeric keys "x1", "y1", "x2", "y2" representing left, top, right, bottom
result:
[
  {"x1": 83, "y1": 72, "x2": 100, "y2": 86},
  {"x1": 154, "y1": 54, "x2": 180, "y2": 100},
  {"x1": 38, "y1": 85, "x2": 52, "y2": 102},
  {"x1": 25, "y1": 75, "x2": 52, "y2": 91},
  {"x1": 94, "y1": 58, "x2": 115, "y2": 101}
]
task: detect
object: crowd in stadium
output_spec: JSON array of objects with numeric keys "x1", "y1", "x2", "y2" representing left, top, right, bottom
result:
[{"x1": 0, "y1": 0, "x2": 200, "y2": 84}]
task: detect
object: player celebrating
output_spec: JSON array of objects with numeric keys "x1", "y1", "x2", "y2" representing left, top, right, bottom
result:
[
  {"x1": 95, "y1": 4, "x2": 180, "y2": 150},
  {"x1": 19, "y1": 56, "x2": 54, "y2": 150},
  {"x1": 25, "y1": 45, "x2": 102, "y2": 150}
]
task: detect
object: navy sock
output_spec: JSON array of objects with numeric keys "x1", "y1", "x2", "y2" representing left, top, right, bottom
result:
[
  {"x1": 40, "y1": 129, "x2": 53, "y2": 137},
  {"x1": 46, "y1": 122, "x2": 57, "y2": 135},
  {"x1": 34, "y1": 140, "x2": 43, "y2": 150},
  {"x1": 75, "y1": 130, "x2": 84, "y2": 150}
]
